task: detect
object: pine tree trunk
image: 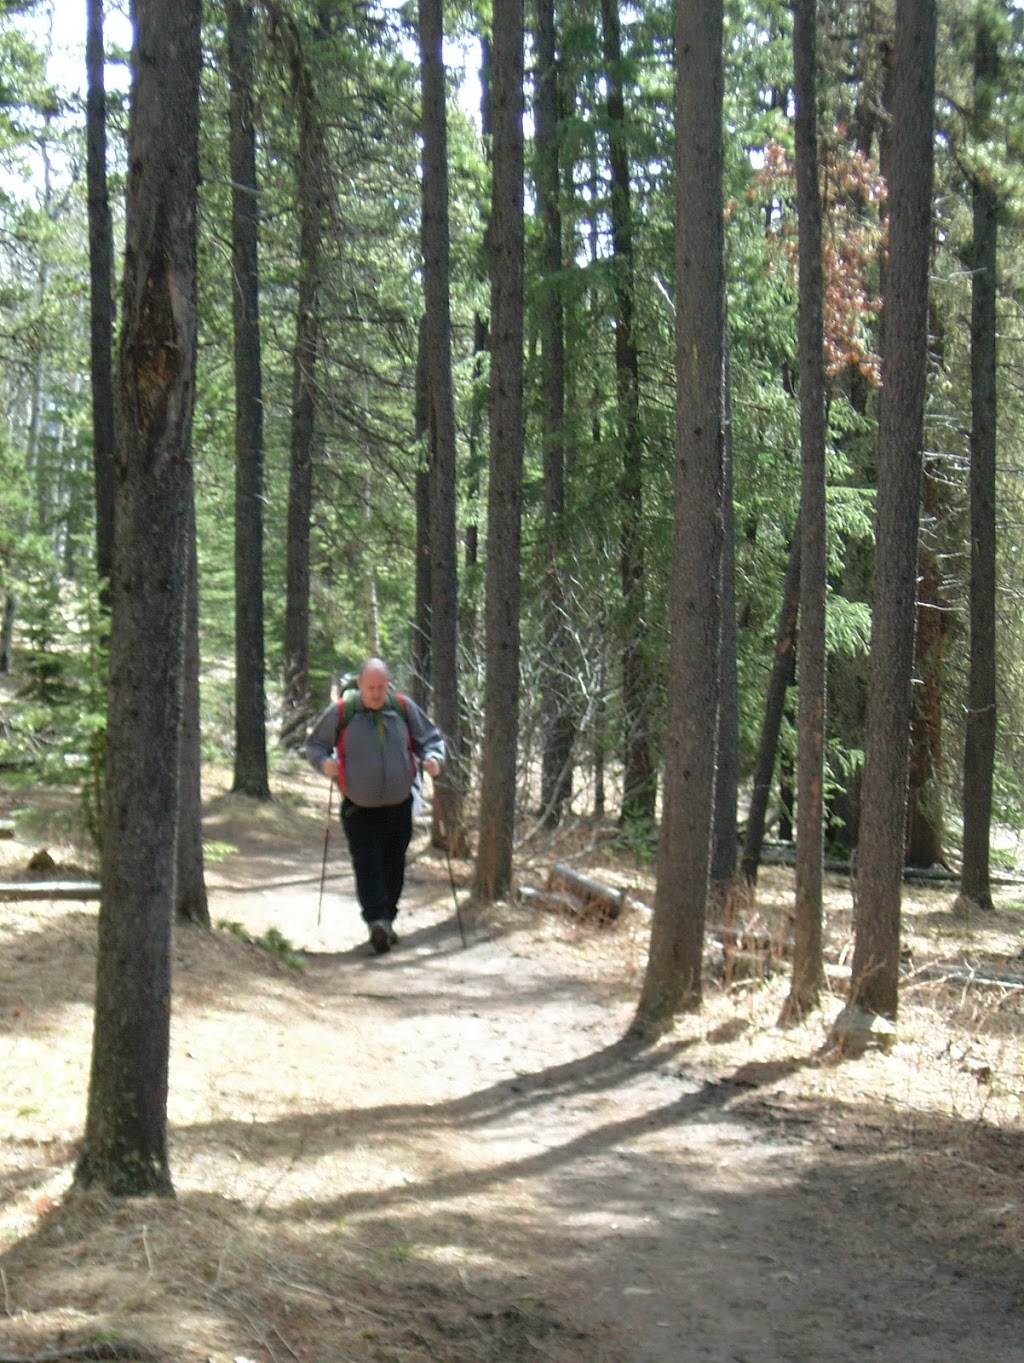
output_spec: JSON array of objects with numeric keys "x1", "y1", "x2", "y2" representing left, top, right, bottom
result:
[
  {"x1": 633, "y1": 0, "x2": 724, "y2": 1036},
  {"x1": 536, "y1": 0, "x2": 575, "y2": 827},
  {"x1": 86, "y1": 0, "x2": 115, "y2": 599},
  {"x1": 600, "y1": 0, "x2": 655, "y2": 829},
  {"x1": 783, "y1": 0, "x2": 827, "y2": 1023},
  {"x1": 419, "y1": 0, "x2": 467, "y2": 856},
  {"x1": 473, "y1": 0, "x2": 524, "y2": 903},
  {"x1": 459, "y1": 37, "x2": 490, "y2": 684},
  {"x1": 412, "y1": 314, "x2": 432, "y2": 710},
  {"x1": 176, "y1": 497, "x2": 209, "y2": 927},
  {"x1": 710, "y1": 327, "x2": 739, "y2": 905},
  {"x1": 227, "y1": 0, "x2": 270, "y2": 800},
  {"x1": 825, "y1": 14, "x2": 889, "y2": 856},
  {"x1": 741, "y1": 529, "x2": 800, "y2": 884},
  {"x1": 960, "y1": 18, "x2": 998, "y2": 913},
  {"x1": 905, "y1": 458, "x2": 946, "y2": 867},
  {"x1": 847, "y1": 0, "x2": 936, "y2": 1023},
  {"x1": 76, "y1": 0, "x2": 201, "y2": 1196},
  {"x1": 281, "y1": 27, "x2": 324, "y2": 752}
]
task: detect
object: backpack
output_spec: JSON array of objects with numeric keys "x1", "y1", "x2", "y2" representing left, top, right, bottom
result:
[{"x1": 335, "y1": 685, "x2": 418, "y2": 800}]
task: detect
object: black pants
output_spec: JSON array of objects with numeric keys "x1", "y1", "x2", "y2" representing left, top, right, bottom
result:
[{"x1": 341, "y1": 796, "x2": 413, "y2": 925}]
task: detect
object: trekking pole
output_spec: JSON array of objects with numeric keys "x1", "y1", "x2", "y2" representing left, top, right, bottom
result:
[
  {"x1": 317, "y1": 781, "x2": 334, "y2": 929},
  {"x1": 434, "y1": 788, "x2": 466, "y2": 948}
]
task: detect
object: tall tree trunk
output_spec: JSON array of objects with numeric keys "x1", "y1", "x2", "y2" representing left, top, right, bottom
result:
[
  {"x1": 632, "y1": 0, "x2": 724, "y2": 1036},
  {"x1": 845, "y1": 0, "x2": 936, "y2": 1024},
  {"x1": 86, "y1": 0, "x2": 115, "y2": 599},
  {"x1": 0, "y1": 592, "x2": 14, "y2": 672},
  {"x1": 176, "y1": 493, "x2": 209, "y2": 927},
  {"x1": 412, "y1": 313, "x2": 432, "y2": 710},
  {"x1": 741, "y1": 529, "x2": 801, "y2": 884},
  {"x1": 473, "y1": 0, "x2": 524, "y2": 904},
  {"x1": 281, "y1": 22, "x2": 325, "y2": 752},
  {"x1": 826, "y1": 12, "x2": 891, "y2": 857},
  {"x1": 959, "y1": 16, "x2": 998, "y2": 914},
  {"x1": 75, "y1": 0, "x2": 201, "y2": 1196},
  {"x1": 460, "y1": 35, "x2": 491, "y2": 681},
  {"x1": 709, "y1": 326, "x2": 739, "y2": 907},
  {"x1": 905, "y1": 455, "x2": 947, "y2": 867},
  {"x1": 419, "y1": 0, "x2": 467, "y2": 855},
  {"x1": 783, "y1": 0, "x2": 828, "y2": 1023},
  {"x1": 600, "y1": 0, "x2": 655, "y2": 829},
  {"x1": 227, "y1": 0, "x2": 270, "y2": 800},
  {"x1": 536, "y1": 0, "x2": 575, "y2": 828}
]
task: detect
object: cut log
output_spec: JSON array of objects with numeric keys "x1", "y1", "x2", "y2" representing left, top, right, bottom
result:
[
  {"x1": 518, "y1": 885, "x2": 583, "y2": 917},
  {"x1": 0, "y1": 880, "x2": 101, "y2": 901},
  {"x1": 546, "y1": 862, "x2": 627, "y2": 921}
]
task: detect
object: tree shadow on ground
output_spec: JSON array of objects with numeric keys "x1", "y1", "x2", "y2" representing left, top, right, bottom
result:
[{"x1": 1, "y1": 1050, "x2": 1020, "y2": 1363}]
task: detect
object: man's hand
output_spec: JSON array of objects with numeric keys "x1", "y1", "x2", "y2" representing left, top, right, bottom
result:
[
  {"x1": 423, "y1": 757, "x2": 440, "y2": 779},
  {"x1": 321, "y1": 758, "x2": 339, "y2": 780}
]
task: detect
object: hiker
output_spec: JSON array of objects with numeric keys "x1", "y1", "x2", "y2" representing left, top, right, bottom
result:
[{"x1": 306, "y1": 657, "x2": 444, "y2": 955}]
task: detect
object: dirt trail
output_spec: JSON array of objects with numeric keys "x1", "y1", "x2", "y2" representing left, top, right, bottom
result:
[
  {"x1": 198, "y1": 820, "x2": 1023, "y2": 1363},
  {"x1": 2, "y1": 798, "x2": 1022, "y2": 1363}
]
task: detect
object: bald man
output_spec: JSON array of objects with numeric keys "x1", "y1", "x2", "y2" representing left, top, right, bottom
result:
[{"x1": 307, "y1": 658, "x2": 444, "y2": 954}]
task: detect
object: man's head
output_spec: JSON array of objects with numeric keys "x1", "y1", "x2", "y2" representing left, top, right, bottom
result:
[{"x1": 357, "y1": 657, "x2": 391, "y2": 711}]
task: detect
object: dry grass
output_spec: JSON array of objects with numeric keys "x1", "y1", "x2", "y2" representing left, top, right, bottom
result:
[{"x1": 1, "y1": 779, "x2": 1022, "y2": 1363}]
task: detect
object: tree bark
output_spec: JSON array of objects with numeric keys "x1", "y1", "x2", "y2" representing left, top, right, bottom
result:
[
  {"x1": 846, "y1": 0, "x2": 936, "y2": 1023},
  {"x1": 473, "y1": 0, "x2": 524, "y2": 904},
  {"x1": 741, "y1": 528, "x2": 801, "y2": 884},
  {"x1": 960, "y1": 16, "x2": 998, "y2": 913},
  {"x1": 536, "y1": 0, "x2": 576, "y2": 828},
  {"x1": 600, "y1": 0, "x2": 655, "y2": 829},
  {"x1": 227, "y1": 0, "x2": 270, "y2": 800},
  {"x1": 905, "y1": 455, "x2": 947, "y2": 867},
  {"x1": 281, "y1": 19, "x2": 326, "y2": 752},
  {"x1": 419, "y1": 0, "x2": 467, "y2": 855},
  {"x1": 632, "y1": 0, "x2": 724, "y2": 1036},
  {"x1": 783, "y1": 0, "x2": 827, "y2": 1023},
  {"x1": 75, "y1": 0, "x2": 201, "y2": 1196},
  {"x1": 412, "y1": 313, "x2": 432, "y2": 709},
  {"x1": 86, "y1": 0, "x2": 115, "y2": 600},
  {"x1": 709, "y1": 325, "x2": 739, "y2": 906},
  {"x1": 176, "y1": 493, "x2": 209, "y2": 927},
  {"x1": 459, "y1": 35, "x2": 491, "y2": 687}
]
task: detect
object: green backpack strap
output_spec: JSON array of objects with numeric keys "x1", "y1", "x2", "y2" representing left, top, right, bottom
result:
[
  {"x1": 338, "y1": 688, "x2": 361, "y2": 728},
  {"x1": 338, "y1": 687, "x2": 408, "y2": 729},
  {"x1": 336, "y1": 687, "x2": 416, "y2": 790}
]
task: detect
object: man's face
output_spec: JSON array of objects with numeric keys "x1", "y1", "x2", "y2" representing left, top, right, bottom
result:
[{"x1": 358, "y1": 664, "x2": 390, "y2": 711}]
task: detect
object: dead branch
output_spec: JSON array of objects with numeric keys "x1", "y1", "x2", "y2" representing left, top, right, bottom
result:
[{"x1": 0, "y1": 881, "x2": 101, "y2": 901}]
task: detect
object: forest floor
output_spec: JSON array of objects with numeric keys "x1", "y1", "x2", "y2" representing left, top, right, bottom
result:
[{"x1": 1, "y1": 760, "x2": 1023, "y2": 1363}]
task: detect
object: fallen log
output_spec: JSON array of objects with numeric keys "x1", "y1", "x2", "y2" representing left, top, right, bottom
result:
[
  {"x1": 909, "y1": 963, "x2": 1024, "y2": 991},
  {"x1": 546, "y1": 862, "x2": 627, "y2": 921},
  {"x1": 0, "y1": 880, "x2": 101, "y2": 901},
  {"x1": 760, "y1": 840, "x2": 1024, "y2": 888}
]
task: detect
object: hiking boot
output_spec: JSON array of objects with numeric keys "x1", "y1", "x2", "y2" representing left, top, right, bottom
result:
[{"x1": 368, "y1": 920, "x2": 398, "y2": 955}]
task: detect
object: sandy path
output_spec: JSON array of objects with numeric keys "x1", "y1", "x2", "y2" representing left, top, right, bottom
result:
[{"x1": 199, "y1": 837, "x2": 1023, "y2": 1363}]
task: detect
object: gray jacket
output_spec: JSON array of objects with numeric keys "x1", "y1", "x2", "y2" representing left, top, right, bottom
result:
[{"x1": 306, "y1": 692, "x2": 445, "y2": 808}]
